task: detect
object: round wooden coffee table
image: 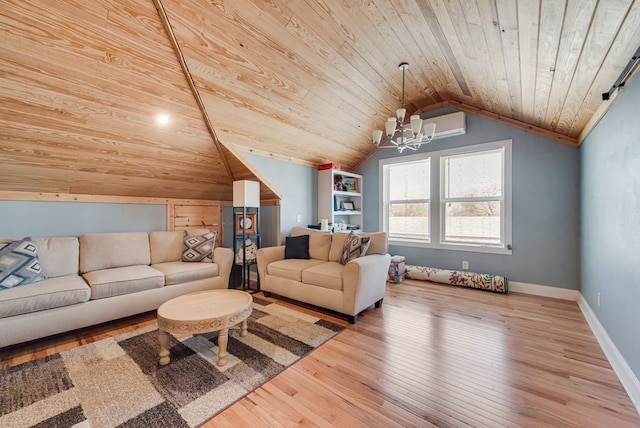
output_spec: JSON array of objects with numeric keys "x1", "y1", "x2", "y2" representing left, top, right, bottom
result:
[{"x1": 157, "y1": 289, "x2": 253, "y2": 367}]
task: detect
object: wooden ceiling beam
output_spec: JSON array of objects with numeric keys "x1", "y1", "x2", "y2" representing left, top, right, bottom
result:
[{"x1": 152, "y1": 0, "x2": 234, "y2": 182}]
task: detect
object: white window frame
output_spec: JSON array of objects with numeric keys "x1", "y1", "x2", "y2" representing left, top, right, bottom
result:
[
  {"x1": 379, "y1": 139, "x2": 512, "y2": 255},
  {"x1": 380, "y1": 154, "x2": 431, "y2": 245}
]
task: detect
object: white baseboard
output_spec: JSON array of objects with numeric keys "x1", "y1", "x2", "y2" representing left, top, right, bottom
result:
[
  {"x1": 509, "y1": 281, "x2": 580, "y2": 301},
  {"x1": 577, "y1": 294, "x2": 640, "y2": 415}
]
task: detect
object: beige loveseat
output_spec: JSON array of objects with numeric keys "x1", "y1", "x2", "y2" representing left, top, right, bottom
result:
[
  {"x1": 257, "y1": 227, "x2": 391, "y2": 323},
  {"x1": 0, "y1": 230, "x2": 233, "y2": 348}
]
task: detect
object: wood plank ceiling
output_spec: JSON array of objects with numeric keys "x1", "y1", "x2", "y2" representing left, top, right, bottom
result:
[{"x1": 1, "y1": 0, "x2": 639, "y2": 200}]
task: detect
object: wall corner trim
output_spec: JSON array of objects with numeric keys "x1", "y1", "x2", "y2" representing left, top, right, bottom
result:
[
  {"x1": 577, "y1": 294, "x2": 640, "y2": 416},
  {"x1": 508, "y1": 281, "x2": 580, "y2": 301}
]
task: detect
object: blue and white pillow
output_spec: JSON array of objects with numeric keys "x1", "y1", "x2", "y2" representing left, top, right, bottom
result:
[{"x1": 0, "y1": 237, "x2": 47, "y2": 289}]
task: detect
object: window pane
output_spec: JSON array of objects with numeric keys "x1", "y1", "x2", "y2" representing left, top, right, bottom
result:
[
  {"x1": 444, "y1": 201, "x2": 501, "y2": 244},
  {"x1": 389, "y1": 160, "x2": 429, "y2": 200},
  {"x1": 444, "y1": 150, "x2": 502, "y2": 198},
  {"x1": 388, "y1": 202, "x2": 429, "y2": 240}
]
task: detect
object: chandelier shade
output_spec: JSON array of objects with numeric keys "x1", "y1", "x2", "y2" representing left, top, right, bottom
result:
[{"x1": 372, "y1": 63, "x2": 436, "y2": 153}]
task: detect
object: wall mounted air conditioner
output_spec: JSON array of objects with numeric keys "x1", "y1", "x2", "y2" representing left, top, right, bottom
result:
[{"x1": 426, "y1": 111, "x2": 466, "y2": 140}]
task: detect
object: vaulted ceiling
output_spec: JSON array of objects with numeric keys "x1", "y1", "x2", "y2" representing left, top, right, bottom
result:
[{"x1": 1, "y1": 0, "x2": 639, "y2": 200}]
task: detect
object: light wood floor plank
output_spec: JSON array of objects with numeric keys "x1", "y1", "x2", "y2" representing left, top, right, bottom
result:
[{"x1": 1, "y1": 280, "x2": 639, "y2": 427}]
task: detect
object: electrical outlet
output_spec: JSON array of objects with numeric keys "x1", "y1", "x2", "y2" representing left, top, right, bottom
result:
[
  {"x1": 597, "y1": 292, "x2": 601, "y2": 308},
  {"x1": 462, "y1": 261, "x2": 469, "y2": 270},
  {"x1": 296, "y1": 214, "x2": 301, "y2": 223}
]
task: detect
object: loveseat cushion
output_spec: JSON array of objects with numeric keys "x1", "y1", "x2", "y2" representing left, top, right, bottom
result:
[
  {"x1": 301, "y1": 262, "x2": 344, "y2": 291},
  {"x1": 328, "y1": 232, "x2": 350, "y2": 262},
  {"x1": 291, "y1": 227, "x2": 331, "y2": 261},
  {"x1": 149, "y1": 231, "x2": 183, "y2": 264},
  {"x1": 267, "y1": 259, "x2": 325, "y2": 282},
  {"x1": 33, "y1": 237, "x2": 79, "y2": 278},
  {"x1": 80, "y1": 232, "x2": 151, "y2": 274},
  {"x1": 361, "y1": 232, "x2": 387, "y2": 255},
  {"x1": 0, "y1": 275, "x2": 91, "y2": 318},
  {"x1": 151, "y1": 261, "x2": 219, "y2": 285},
  {"x1": 329, "y1": 231, "x2": 387, "y2": 261},
  {"x1": 82, "y1": 265, "x2": 164, "y2": 300}
]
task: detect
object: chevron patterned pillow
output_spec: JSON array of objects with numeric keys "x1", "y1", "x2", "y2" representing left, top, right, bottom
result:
[
  {"x1": 182, "y1": 231, "x2": 216, "y2": 263},
  {"x1": 339, "y1": 232, "x2": 371, "y2": 265},
  {"x1": 0, "y1": 237, "x2": 48, "y2": 289}
]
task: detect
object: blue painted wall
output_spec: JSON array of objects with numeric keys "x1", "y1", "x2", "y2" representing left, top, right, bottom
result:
[
  {"x1": 358, "y1": 107, "x2": 581, "y2": 289},
  {"x1": 0, "y1": 201, "x2": 166, "y2": 238},
  {"x1": 581, "y1": 74, "x2": 640, "y2": 378},
  {"x1": 244, "y1": 153, "x2": 316, "y2": 244}
]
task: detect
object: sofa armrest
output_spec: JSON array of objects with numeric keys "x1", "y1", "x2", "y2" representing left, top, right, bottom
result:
[
  {"x1": 213, "y1": 247, "x2": 234, "y2": 287},
  {"x1": 343, "y1": 253, "x2": 392, "y2": 315},
  {"x1": 257, "y1": 246, "x2": 285, "y2": 281}
]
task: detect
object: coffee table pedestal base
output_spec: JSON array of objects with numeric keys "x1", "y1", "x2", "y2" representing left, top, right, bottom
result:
[
  {"x1": 156, "y1": 290, "x2": 253, "y2": 368},
  {"x1": 158, "y1": 318, "x2": 249, "y2": 367}
]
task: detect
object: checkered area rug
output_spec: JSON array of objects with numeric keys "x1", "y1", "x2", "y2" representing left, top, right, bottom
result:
[{"x1": 0, "y1": 297, "x2": 343, "y2": 428}]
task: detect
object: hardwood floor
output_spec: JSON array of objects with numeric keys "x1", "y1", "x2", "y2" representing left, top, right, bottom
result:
[{"x1": 2, "y1": 280, "x2": 639, "y2": 427}]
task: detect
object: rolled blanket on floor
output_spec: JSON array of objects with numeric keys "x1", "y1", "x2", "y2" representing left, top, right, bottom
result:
[{"x1": 404, "y1": 265, "x2": 508, "y2": 294}]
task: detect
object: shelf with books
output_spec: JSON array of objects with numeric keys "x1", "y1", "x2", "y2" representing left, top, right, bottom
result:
[{"x1": 319, "y1": 168, "x2": 363, "y2": 230}]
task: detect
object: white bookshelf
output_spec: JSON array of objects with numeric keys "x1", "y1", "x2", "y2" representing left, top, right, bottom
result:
[{"x1": 318, "y1": 169, "x2": 362, "y2": 231}]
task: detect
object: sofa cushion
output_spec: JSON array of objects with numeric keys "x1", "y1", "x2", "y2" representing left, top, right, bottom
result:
[
  {"x1": 82, "y1": 265, "x2": 164, "y2": 300},
  {"x1": 330, "y1": 231, "x2": 387, "y2": 261},
  {"x1": 151, "y1": 261, "x2": 219, "y2": 286},
  {"x1": 339, "y1": 232, "x2": 371, "y2": 265},
  {"x1": 291, "y1": 227, "x2": 331, "y2": 261},
  {"x1": 33, "y1": 237, "x2": 79, "y2": 278},
  {"x1": 301, "y1": 262, "x2": 344, "y2": 291},
  {"x1": 360, "y1": 232, "x2": 387, "y2": 255},
  {"x1": 0, "y1": 275, "x2": 91, "y2": 318},
  {"x1": 267, "y1": 259, "x2": 325, "y2": 282},
  {"x1": 182, "y1": 231, "x2": 216, "y2": 262},
  {"x1": 285, "y1": 235, "x2": 310, "y2": 259},
  {"x1": 329, "y1": 232, "x2": 350, "y2": 262},
  {"x1": 149, "y1": 231, "x2": 183, "y2": 264},
  {"x1": 80, "y1": 232, "x2": 151, "y2": 274},
  {"x1": 0, "y1": 238, "x2": 47, "y2": 289}
]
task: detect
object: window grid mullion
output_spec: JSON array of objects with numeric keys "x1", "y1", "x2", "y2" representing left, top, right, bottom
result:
[
  {"x1": 388, "y1": 198, "x2": 430, "y2": 204},
  {"x1": 441, "y1": 196, "x2": 504, "y2": 203}
]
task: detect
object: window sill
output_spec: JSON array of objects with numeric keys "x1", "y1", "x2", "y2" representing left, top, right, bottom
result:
[{"x1": 388, "y1": 238, "x2": 512, "y2": 255}]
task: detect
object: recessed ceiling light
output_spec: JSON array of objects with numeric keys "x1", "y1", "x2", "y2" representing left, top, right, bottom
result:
[{"x1": 156, "y1": 114, "x2": 170, "y2": 125}]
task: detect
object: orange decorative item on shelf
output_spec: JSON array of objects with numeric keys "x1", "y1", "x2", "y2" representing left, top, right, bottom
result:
[{"x1": 318, "y1": 162, "x2": 340, "y2": 170}]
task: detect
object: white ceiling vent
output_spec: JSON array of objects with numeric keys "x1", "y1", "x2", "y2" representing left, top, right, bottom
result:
[{"x1": 427, "y1": 111, "x2": 466, "y2": 140}]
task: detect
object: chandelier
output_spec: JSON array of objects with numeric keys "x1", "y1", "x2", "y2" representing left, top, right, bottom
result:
[{"x1": 372, "y1": 62, "x2": 436, "y2": 153}]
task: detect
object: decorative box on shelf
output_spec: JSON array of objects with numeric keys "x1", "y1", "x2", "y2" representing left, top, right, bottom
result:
[{"x1": 318, "y1": 162, "x2": 341, "y2": 170}]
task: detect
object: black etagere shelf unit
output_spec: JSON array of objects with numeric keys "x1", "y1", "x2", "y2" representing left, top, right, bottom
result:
[{"x1": 232, "y1": 180, "x2": 261, "y2": 292}]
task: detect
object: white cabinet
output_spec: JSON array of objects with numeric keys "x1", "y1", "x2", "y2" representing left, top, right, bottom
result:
[{"x1": 318, "y1": 169, "x2": 362, "y2": 231}]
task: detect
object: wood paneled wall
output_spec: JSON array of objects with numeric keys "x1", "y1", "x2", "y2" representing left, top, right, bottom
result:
[{"x1": 170, "y1": 203, "x2": 222, "y2": 246}]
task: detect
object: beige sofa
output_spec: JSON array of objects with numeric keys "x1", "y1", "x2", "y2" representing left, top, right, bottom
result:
[
  {"x1": 0, "y1": 230, "x2": 233, "y2": 348},
  {"x1": 257, "y1": 227, "x2": 391, "y2": 323}
]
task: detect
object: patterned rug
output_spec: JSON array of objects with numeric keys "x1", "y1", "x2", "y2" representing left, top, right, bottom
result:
[{"x1": 0, "y1": 297, "x2": 344, "y2": 428}]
